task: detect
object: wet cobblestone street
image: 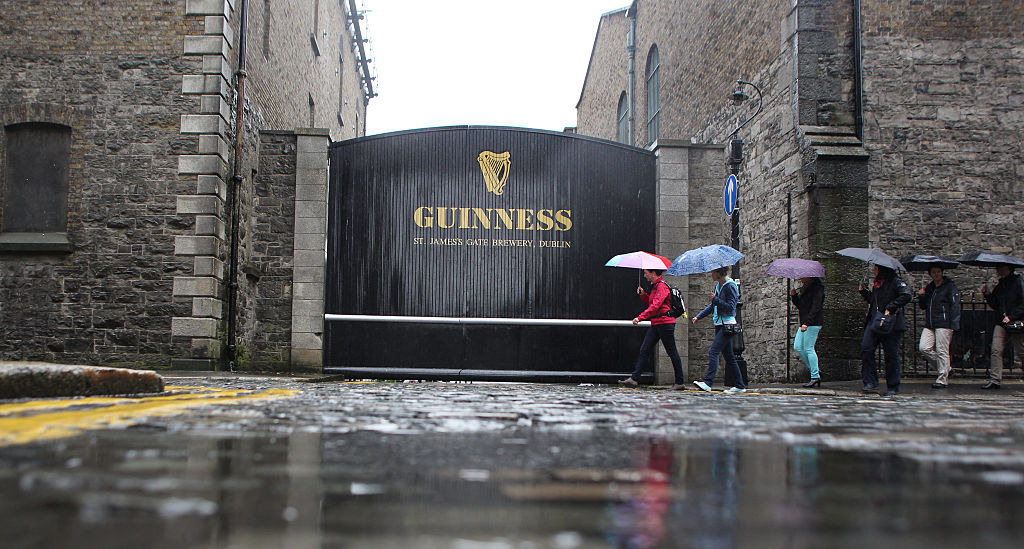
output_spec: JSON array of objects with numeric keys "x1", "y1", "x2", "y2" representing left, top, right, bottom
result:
[{"x1": 3, "y1": 377, "x2": 1024, "y2": 548}]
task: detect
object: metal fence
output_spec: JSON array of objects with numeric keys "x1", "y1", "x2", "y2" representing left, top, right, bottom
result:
[{"x1": 897, "y1": 292, "x2": 1020, "y2": 379}]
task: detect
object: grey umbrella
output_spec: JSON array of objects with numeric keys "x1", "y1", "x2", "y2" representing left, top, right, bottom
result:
[
  {"x1": 957, "y1": 251, "x2": 1024, "y2": 267},
  {"x1": 835, "y1": 247, "x2": 906, "y2": 272},
  {"x1": 899, "y1": 255, "x2": 959, "y2": 272}
]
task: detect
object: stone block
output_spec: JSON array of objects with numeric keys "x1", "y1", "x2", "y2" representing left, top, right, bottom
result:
[
  {"x1": 173, "y1": 277, "x2": 219, "y2": 297},
  {"x1": 291, "y1": 348, "x2": 323, "y2": 370},
  {"x1": 184, "y1": 35, "x2": 230, "y2": 57},
  {"x1": 199, "y1": 96, "x2": 231, "y2": 123},
  {"x1": 175, "y1": 236, "x2": 220, "y2": 256},
  {"x1": 296, "y1": 167, "x2": 328, "y2": 186},
  {"x1": 180, "y1": 114, "x2": 226, "y2": 135},
  {"x1": 196, "y1": 175, "x2": 228, "y2": 200},
  {"x1": 186, "y1": 0, "x2": 231, "y2": 17},
  {"x1": 293, "y1": 266, "x2": 325, "y2": 284},
  {"x1": 291, "y1": 331, "x2": 322, "y2": 351},
  {"x1": 659, "y1": 195, "x2": 687, "y2": 211},
  {"x1": 296, "y1": 133, "x2": 330, "y2": 153},
  {"x1": 194, "y1": 257, "x2": 226, "y2": 279},
  {"x1": 191, "y1": 337, "x2": 223, "y2": 359},
  {"x1": 293, "y1": 232, "x2": 326, "y2": 251},
  {"x1": 198, "y1": 134, "x2": 229, "y2": 160},
  {"x1": 295, "y1": 217, "x2": 326, "y2": 234},
  {"x1": 295, "y1": 184, "x2": 327, "y2": 202},
  {"x1": 292, "y1": 315, "x2": 324, "y2": 333},
  {"x1": 203, "y1": 15, "x2": 235, "y2": 44},
  {"x1": 293, "y1": 249, "x2": 325, "y2": 268},
  {"x1": 192, "y1": 297, "x2": 224, "y2": 319},
  {"x1": 178, "y1": 154, "x2": 227, "y2": 177},
  {"x1": 293, "y1": 282, "x2": 324, "y2": 300},
  {"x1": 658, "y1": 161, "x2": 688, "y2": 181},
  {"x1": 291, "y1": 299, "x2": 324, "y2": 320},
  {"x1": 294, "y1": 200, "x2": 327, "y2": 219},
  {"x1": 177, "y1": 195, "x2": 223, "y2": 217},
  {"x1": 195, "y1": 215, "x2": 227, "y2": 239},
  {"x1": 297, "y1": 152, "x2": 328, "y2": 169},
  {"x1": 181, "y1": 75, "x2": 230, "y2": 97},
  {"x1": 172, "y1": 317, "x2": 218, "y2": 338},
  {"x1": 202, "y1": 55, "x2": 233, "y2": 81}
]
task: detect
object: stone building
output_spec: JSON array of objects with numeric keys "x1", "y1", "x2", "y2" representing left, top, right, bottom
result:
[
  {"x1": 0, "y1": 0, "x2": 374, "y2": 371},
  {"x1": 577, "y1": 0, "x2": 1024, "y2": 381}
]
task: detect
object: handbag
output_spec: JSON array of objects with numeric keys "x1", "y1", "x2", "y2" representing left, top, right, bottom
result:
[
  {"x1": 1004, "y1": 320, "x2": 1024, "y2": 334},
  {"x1": 722, "y1": 323, "x2": 742, "y2": 335},
  {"x1": 869, "y1": 308, "x2": 894, "y2": 335}
]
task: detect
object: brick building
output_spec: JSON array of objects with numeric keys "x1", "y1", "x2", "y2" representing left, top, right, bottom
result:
[
  {"x1": 577, "y1": 1, "x2": 1024, "y2": 381},
  {"x1": 0, "y1": 0, "x2": 374, "y2": 371}
]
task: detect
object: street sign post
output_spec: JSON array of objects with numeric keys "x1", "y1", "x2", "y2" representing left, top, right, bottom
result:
[{"x1": 724, "y1": 174, "x2": 738, "y2": 216}]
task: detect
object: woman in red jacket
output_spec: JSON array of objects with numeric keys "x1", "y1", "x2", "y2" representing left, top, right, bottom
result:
[{"x1": 618, "y1": 269, "x2": 685, "y2": 390}]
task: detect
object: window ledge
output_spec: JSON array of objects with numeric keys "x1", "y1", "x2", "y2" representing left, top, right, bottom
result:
[{"x1": 0, "y1": 232, "x2": 73, "y2": 253}]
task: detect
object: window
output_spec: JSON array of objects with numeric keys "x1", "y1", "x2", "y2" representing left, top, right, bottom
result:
[
  {"x1": 310, "y1": 0, "x2": 321, "y2": 56},
  {"x1": 616, "y1": 91, "x2": 629, "y2": 144},
  {"x1": 2, "y1": 122, "x2": 71, "y2": 233},
  {"x1": 262, "y1": 0, "x2": 271, "y2": 60},
  {"x1": 646, "y1": 45, "x2": 660, "y2": 145},
  {"x1": 337, "y1": 53, "x2": 345, "y2": 127}
]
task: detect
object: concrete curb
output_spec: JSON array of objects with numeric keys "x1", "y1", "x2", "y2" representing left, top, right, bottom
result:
[{"x1": 0, "y1": 362, "x2": 164, "y2": 399}]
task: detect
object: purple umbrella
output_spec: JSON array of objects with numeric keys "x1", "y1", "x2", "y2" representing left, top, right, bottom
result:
[{"x1": 765, "y1": 258, "x2": 826, "y2": 279}]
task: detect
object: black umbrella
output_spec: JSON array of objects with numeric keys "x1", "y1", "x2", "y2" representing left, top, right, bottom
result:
[
  {"x1": 899, "y1": 254, "x2": 959, "y2": 272},
  {"x1": 836, "y1": 247, "x2": 906, "y2": 272},
  {"x1": 957, "y1": 251, "x2": 1024, "y2": 267}
]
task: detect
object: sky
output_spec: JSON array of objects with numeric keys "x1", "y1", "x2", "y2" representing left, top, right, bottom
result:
[{"x1": 361, "y1": 0, "x2": 633, "y2": 136}]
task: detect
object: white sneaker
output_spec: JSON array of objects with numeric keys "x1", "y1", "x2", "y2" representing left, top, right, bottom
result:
[
  {"x1": 693, "y1": 381, "x2": 712, "y2": 392},
  {"x1": 724, "y1": 387, "x2": 746, "y2": 394}
]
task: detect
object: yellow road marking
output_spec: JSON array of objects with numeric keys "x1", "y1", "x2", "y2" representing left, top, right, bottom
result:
[{"x1": 0, "y1": 386, "x2": 299, "y2": 447}]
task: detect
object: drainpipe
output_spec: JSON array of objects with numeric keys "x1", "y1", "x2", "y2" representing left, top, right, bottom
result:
[
  {"x1": 627, "y1": 2, "x2": 637, "y2": 146},
  {"x1": 225, "y1": 0, "x2": 249, "y2": 369},
  {"x1": 853, "y1": 0, "x2": 864, "y2": 140}
]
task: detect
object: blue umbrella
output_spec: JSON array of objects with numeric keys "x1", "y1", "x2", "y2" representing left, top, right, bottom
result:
[{"x1": 667, "y1": 245, "x2": 744, "y2": 275}]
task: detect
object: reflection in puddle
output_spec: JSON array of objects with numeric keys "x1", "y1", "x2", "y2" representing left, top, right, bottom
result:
[{"x1": 3, "y1": 427, "x2": 1024, "y2": 548}]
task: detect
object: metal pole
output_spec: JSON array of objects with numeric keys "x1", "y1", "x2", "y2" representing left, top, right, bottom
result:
[
  {"x1": 786, "y1": 190, "x2": 792, "y2": 382},
  {"x1": 325, "y1": 314, "x2": 654, "y2": 327}
]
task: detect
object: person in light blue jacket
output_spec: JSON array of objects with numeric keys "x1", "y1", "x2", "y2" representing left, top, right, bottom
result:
[{"x1": 692, "y1": 267, "x2": 746, "y2": 393}]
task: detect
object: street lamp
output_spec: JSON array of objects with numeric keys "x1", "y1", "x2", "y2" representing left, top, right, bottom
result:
[
  {"x1": 726, "y1": 79, "x2": 763, "y2": 175},
  {"x1": 724, "y1": 78, "x2": 762, "y2": 387}
]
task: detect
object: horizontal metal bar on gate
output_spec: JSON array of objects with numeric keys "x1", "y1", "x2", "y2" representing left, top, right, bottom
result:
[{"x1": 324, "y1": 314, "x2": 650, "y2": 327}]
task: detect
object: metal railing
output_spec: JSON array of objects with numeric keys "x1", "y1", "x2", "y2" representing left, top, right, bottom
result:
[{"x1": 898, "y1": 292, "x2": 1020, "y2": 379}]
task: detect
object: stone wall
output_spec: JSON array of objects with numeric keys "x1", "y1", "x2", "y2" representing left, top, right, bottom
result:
[
  {"x1": 575, "y1": 8, "x2": 630, "y2": 141},
  {"x1": 0, "y1": 0, "x2": 199, "y2": 367},
  {"x1": 2, "y1": 0, "x2": 370, "y2": 371}
]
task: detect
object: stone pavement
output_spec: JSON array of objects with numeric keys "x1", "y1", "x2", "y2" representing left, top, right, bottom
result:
[{"x1": 0, "y1": 361, "x2": 164, "y2": 399}]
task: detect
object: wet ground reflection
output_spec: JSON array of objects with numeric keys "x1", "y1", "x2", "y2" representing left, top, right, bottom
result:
[{"x1": 3, "y1": 426, "x2": 1024, "y2": 548}]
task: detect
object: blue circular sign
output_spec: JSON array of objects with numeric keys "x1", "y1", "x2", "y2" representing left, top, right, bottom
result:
[{"x1": 724, "y1": 174, "x2": 738, "y2": 216}]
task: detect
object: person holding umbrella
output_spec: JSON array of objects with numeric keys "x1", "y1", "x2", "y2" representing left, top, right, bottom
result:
[
  {"x1": 766, "y1": 258, "x2": 826, "y2": 387},
  {"x1": 903, "y1": 256, "x2": 961, "y2": 389},
  {"x1": 607, "y1": 252, "x2": 685, "y2": 390},
  {"x1": 691, "y1": 266, "x2": 746, "y2": 393},
  {"x1": 837, "y1": 248, "x2": 912, "y2": 394},
  {"x1": 858, "y1": 264, "x2": 913, "y2": 394},
  {"x1": 667, "y1": 245, "x2": 746, "y2": 393}
]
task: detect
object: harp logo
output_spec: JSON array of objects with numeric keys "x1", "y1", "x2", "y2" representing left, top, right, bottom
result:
[{"x1": 477, "y1": 151, "x2": 511, "y2": 196}]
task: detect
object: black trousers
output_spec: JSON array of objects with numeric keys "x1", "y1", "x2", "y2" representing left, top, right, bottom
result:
[
  {"x1": 861, "y1": 327, "x2": 903, "y2": 388},
  {"x1": 631, "y1": 323, "x2": 685, "y2": 384}
]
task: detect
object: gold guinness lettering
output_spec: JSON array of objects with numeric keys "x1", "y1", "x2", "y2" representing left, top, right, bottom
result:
[{"x1": 414, "y1": 207, "x2": 572, "y2": 232}]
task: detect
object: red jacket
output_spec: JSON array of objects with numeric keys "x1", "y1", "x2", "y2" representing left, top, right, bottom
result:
[{"x1": 638, "y1": 278, "x2": 675, "y2": 325}]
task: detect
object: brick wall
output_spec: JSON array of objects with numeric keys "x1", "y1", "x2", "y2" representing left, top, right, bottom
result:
[{"x1": 575, "y1": 9, "x2": 630, "y2": 141}]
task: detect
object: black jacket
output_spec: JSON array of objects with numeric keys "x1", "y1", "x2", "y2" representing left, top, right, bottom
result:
[
  {"x1": 918, "y1": 277, "x2": 961, "y2": 330},
  {"x1": 791, "y1": 278, "x2": 825, "y2": 326},
  {"x1": 860, "y1": 275, "x2": 913, "y2": 332},
  {"x1": 985, "y1": 273, "x2": 1024, "y2": 322}
]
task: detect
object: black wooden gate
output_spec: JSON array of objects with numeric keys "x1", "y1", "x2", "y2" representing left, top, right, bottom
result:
[{"x1": 324, "y1": 126, "x2": 657, "y2": 382}]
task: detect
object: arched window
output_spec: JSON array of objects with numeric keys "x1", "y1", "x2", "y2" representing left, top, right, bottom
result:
[
  {"x1": 645, "y1": 45, "x2": 660, "y2": 145},
  {"x1": 616, "y1": 91, "x2": 629, "y2": 144}
]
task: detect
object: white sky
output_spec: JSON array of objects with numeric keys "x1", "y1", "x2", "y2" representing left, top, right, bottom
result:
[{"x1": 361, "y1": 0, "x2": 632, "y2": 136}]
